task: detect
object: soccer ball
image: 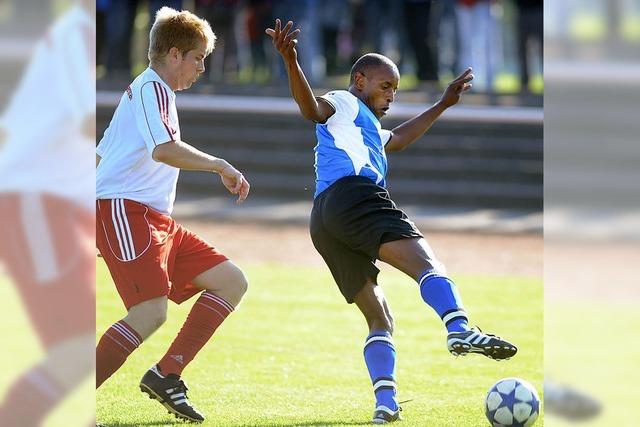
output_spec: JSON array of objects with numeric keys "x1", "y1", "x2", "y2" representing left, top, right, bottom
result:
[{"x1": 485, "y1": 377, "x2": 540, "y2": 426}]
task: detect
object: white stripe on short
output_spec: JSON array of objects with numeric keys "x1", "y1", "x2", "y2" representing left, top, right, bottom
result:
[
  {"x1": 111, "y1": 199, "x2": 129, "y2": 260},
  {"x1": 118, "y1": 199, "x2": 136, "y2": 259}
]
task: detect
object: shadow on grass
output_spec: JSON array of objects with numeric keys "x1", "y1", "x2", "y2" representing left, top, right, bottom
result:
[
  {"x1": 99, "y1": 421, "x2": 180, "y2": 427},
  {"x1": 100, "y1": 420, "x2": 373, "y2": 427}
]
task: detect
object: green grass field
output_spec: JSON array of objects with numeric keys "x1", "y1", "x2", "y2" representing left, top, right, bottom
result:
[{"x1": 96, "y1": 260, "x2": 543, "y2": 427}]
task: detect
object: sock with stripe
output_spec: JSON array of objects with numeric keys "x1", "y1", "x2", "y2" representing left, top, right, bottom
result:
[
  {"x1": 0, "y1": 366, "x2": 67, "y2": 425},
  {"x1": 157, "y1": 291, "x2": 234, "y2": 376},
  {"x1": 96, "y1": 320, "x2": 142, "y2": 388},
  {"x1": 418, "y1": 268, "x2": 469, "y2": 333},
  {"x1": 363, "y1": 331, "x2": 398, "y2": 413}
]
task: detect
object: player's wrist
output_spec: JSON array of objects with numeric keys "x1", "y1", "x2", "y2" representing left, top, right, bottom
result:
[{"x1": 213, "y1": 159, "x2": 231, "y2": 174}]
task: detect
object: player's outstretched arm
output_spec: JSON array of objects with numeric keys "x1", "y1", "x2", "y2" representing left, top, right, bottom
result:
[
  {"x1": 386, "y1": 68, "x2": 473, "y2": 152},
  {"x1": 266, "y1": 19, "x2": 334, "y2": 123},
  {"x1": 152, "y1": 140, "x2": 250, "y2": 204}
]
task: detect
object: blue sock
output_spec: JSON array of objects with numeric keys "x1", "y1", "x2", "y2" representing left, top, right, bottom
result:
[
  {"x1": 418, "y1": 269, "x2": 469, "y2": 333},
  {"x1": 363, "y1": 331, "x2": 398, "y2": 412}
]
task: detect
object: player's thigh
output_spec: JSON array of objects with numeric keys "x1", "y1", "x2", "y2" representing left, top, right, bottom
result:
[
  {"x1": 191, "y1": 260, "x2": 248, "y2": 307},
  {"x1": 378, "y1": 237, "x2": 445, "y2": 281}
]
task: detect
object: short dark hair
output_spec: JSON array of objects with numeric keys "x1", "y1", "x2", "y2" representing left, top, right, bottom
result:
[{"x1": 349, "y1": 53, "x2": 398, "y2": 85}]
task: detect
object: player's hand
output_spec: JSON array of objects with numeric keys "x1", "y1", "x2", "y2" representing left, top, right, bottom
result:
[
  {"x1": 265, "y1": 19, "x2": 300, "y2": 64},
  {"x1": 219, "y1": 164, "x2": 250, "y2": 204},
  {"x1": 438, "y1": 68, "x2": 474, "y2": 108}
]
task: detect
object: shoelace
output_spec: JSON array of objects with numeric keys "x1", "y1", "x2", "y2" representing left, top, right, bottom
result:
[{"x1": 473, "y1": 326, "x2": 501, "y2": 340}]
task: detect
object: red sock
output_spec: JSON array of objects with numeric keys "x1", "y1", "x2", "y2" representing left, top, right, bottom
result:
[
  {"x1": 158, "y1": 291, "x2": 234, "y2": 376},
  {"x1": 96, "y1": 320, "x2": 141, "y2": 388},
  {"x1": 0, "y1": 367, "x2": 65, "y2": 425}
]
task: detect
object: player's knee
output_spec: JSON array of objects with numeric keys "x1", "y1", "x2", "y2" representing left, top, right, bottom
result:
[
  {"x1": 219, "y1": 267, "x2": 248, "y2": 307},
  {"x1": 430, "y1": 258, "x2": 447, "y2": 276},
  {"x1": 227, "y1": 267, "x2": 248, "y2": 299}
]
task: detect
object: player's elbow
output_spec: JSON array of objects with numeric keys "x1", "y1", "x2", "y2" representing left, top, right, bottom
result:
[{"x1": 151, "y1": 142, "x2": 174, "y2": 163}]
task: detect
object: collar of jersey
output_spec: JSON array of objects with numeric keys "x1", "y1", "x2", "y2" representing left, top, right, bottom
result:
[{"x1": 146, "y1": 67, "x2": 176, "y2": 97}]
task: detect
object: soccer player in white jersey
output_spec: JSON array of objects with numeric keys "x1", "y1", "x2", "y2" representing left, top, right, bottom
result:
[
  {"x1": 95, "y1": 7, "x2": 250, "y2": 423},
  {"x1": 267, "y1": 20, "x2": 517, "y2": 424}
]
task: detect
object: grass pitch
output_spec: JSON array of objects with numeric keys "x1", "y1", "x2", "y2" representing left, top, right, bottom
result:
[{"x1": 96, "y1": 259, "x2": 543, "y2": 427}]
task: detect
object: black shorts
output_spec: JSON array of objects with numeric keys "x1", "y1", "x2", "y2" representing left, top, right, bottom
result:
[{"x1": 310, "y1": 176, "x2": 423, "y2": 303}]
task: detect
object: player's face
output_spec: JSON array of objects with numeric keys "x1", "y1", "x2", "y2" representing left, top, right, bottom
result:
[
  {"x1": 362, "y1": 65, "x2": 399, "y2": 119},
  {"x1": 176, "y1": 40, "x2": 207, "y2": 91}
]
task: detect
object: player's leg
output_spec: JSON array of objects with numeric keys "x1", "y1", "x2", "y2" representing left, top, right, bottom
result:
[
  {"x1": 379, "y1": 237, "x2": 517, "y2": 360},
  {"x1": 354, "y1": 281, "x2": 401, "y2": 424},
  {"x1": 378, "y1": 237, "x2": 469, "y2": 332},
  {"x1": 95, "y1": 199, "x2": 174, "y2": 388},
  {"x1": 96, "y1": 296, "x2": 167, "y2": 388},
  {"x1": 156, "y1": 260, "x2": 247, "y2": 377},
  {"x1": 0, "y1": 194, "x2": 96, "y2": 425},
  {"x1": 141, "y1": 227, "x2": 245, "y2": 422}
]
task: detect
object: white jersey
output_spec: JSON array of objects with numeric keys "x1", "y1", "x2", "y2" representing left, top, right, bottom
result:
[
  {"x1": 96, "y1": 67, "x2": 181, "y2": 215},
  {"x1": 0, "y1": 5, "x2": 95, "y2": 209}
]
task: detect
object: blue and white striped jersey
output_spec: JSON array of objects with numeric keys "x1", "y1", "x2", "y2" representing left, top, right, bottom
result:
[{"x1": 314, "y1": 90, "x2": 393, "y2": 198}]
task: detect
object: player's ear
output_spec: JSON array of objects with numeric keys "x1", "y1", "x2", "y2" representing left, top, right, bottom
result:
[
  {"x1": 168, "y1": 47, "x2": 182, "y2": 62},
  {"x1": 353, "y1": 72, "x2": 367, "y2": 91}
]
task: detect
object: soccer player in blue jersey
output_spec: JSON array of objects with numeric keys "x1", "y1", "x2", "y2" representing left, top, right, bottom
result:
[{"x1": 267, "y1": 20, "x2": 518, "y2": 424}]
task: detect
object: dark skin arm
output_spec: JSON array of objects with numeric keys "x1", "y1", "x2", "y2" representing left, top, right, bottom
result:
[
  {"x1": 386, "y1": 68, "x2": 474, "y2": 152},
  {"x1": 266, "y1": 19, "x2": 334, "y2": 123}
]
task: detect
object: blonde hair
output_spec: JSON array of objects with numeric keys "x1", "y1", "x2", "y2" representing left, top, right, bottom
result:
[{"x1": 148, "y1": 7, "x2": 216, "y2": 64}]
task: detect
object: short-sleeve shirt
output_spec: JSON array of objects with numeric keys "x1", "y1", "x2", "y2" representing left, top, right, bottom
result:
[
  {"x1": 314, "y1": 90, "x2": 392, "y2": 198},
  {"x1": 96, "y1": 67, "x2": 181, "y2": 215},
  {"x1": 0, "y1": 5, "x2": 95, "y2": 209}
]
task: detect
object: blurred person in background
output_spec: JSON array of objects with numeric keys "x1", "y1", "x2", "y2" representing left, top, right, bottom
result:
[
  {"x1": 0, "y1": 1, "x2": 96, "y2": 425},
  {"x1": 95, "y1": 7, "x2": 250, "y2": 423},
  {"x1": 267, "y1": 18, "x2": 518, "y2": 424},
  {"x1": 456, "y1": 0, "x2": 496, "y2": 92},
  {"x1": 103, "y1": 0, "x2": 183, "y2": 80},
  {"x1": 195, "y1": 0, "x2": 240, "y2": 83},
  {"x1": 435, "y1": 0, "x2": 460, "y2": 80},
  {"x1": 270, "y1": 0, "x2": 322, "y2": 84},
  {"x1": 403, "y1": 0, "x2": 440, "y2": 89},
  {"x1": 514, "y1": 0, "x2": 542, "y2": 93},
  {"x1": 245, "y1": 0, "x2": 273, "y2": 83}
]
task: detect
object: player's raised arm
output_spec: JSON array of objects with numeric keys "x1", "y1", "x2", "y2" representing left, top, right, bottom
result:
[
  {"x1": 266, "y1": 19, "x2": 334, "y2": 123},
  {"x1": 386, "y1": 68, "x2": 474, "y2": 152}
]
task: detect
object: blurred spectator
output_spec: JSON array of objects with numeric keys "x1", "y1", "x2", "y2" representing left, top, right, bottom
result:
[
  {"x1": 270, "y1": 0, "x2": 321, "y2": 84},
  {"x1": 196, "y1": 0, "x2": 240, "y2": 83},
  {"x1": 514, "y1": 0, "x2": 542, "y2": 92},
  {"x1": 318, "y1": 0, "x2": 351, "y2": 76},
  {"x1": 435, "y1": 0, "x2": 460, "y2": 80},
  {"x1": 403, "y1": 0, "x2": 439, "y2": 86},
  {"x1": 456, "y1": 0, "x2": 496, "y2": 92},
  {"x1": 245, "y1": 0, "x2": 272, "y2": 83},
  {"x1": 103, "y1": 0, "x2": 183, "y2": 79},
  {"x1": 97, "y1": 0, "x2": 111, "y2": 70}
]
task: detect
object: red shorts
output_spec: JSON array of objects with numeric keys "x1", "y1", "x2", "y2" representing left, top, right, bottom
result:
[
  {"x1": 0, "y1": 193, "x2": 95, "y2": 348},
  {"x1": 96, "y1": 199, "x2": 228, "y2": 310}
]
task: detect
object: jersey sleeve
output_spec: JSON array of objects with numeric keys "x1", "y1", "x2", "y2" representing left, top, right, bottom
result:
[
  {"x1": 318, "y1": 91, "x2": 359, "y2": 124},
  {"x1": 379, "y1": 129, "x2": 393, "y2": 146},
  {"x1": 134, "y1": 81, "x2": 176, "y2": 154}
]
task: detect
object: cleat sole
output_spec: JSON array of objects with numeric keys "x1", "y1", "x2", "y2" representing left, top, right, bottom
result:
[{"x1": 140, "y1": 384, "x2": 204, "y2": 423}]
